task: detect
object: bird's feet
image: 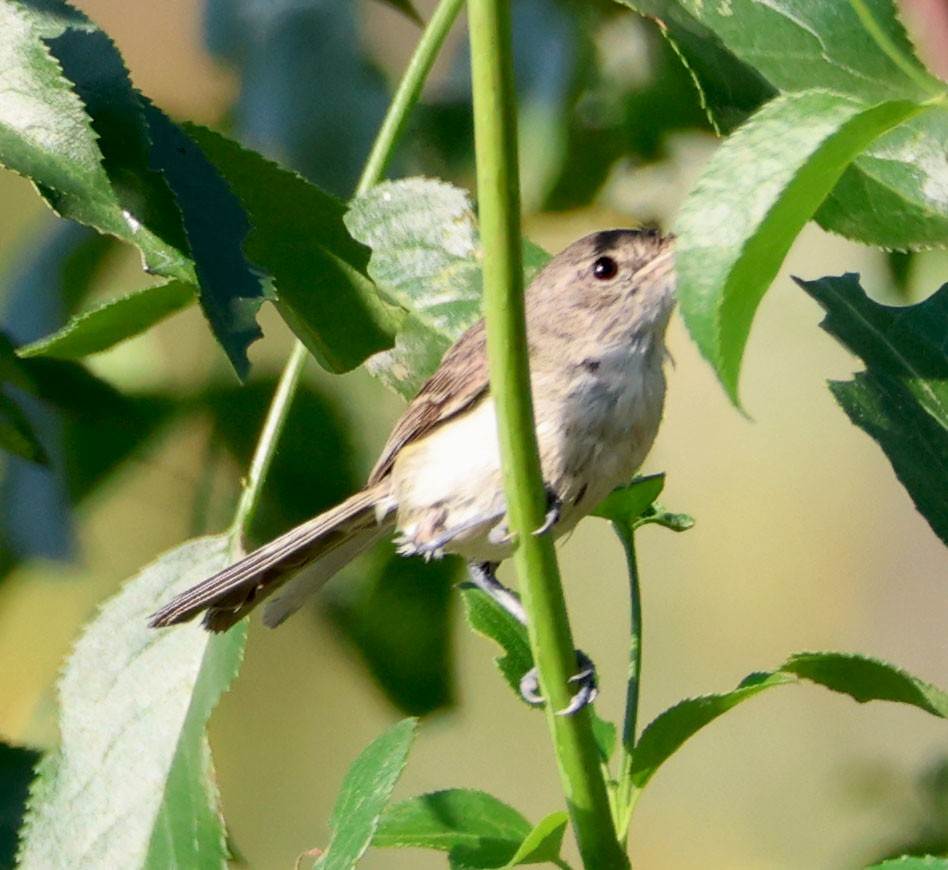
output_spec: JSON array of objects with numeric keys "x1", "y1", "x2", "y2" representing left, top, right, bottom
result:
[
  {"x1": 519, "y1": 649, "x2": 599, "y2": 716},
  {"x1": 533, "y1": 486, "x2": 562, "y2": 537}
]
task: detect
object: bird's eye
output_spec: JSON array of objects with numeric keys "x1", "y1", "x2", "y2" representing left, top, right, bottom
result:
[{"x1": 592, "y1": 256, "x2": 618, "y2": 280}]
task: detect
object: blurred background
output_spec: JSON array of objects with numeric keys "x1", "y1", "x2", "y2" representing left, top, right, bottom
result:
[{"x1": 1, "y1": 0, "x2": 946, "y2": 867}]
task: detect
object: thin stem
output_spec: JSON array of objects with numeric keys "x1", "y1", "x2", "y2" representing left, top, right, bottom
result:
[
  {"x1": 230, "y1": 341, "x2": 309, "y2": 544},
  {"x1": 229, "y1": 0, "x2": 464, "y2": 545},
  {"x1": 467, "y1": 0, "x2": 627, "y2": 867},
  {"x1": 361, "y1": 0, "x2": 466, "y2": 190},
  {"x1": 615, "y1": 521, "x2": 643, "y2": 842}
]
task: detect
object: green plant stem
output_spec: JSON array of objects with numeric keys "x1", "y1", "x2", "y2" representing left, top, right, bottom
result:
[
  {"x1": 229, "y1": 0, "x2": 464, "y2": 546},
  {"x1": 467, "y1": 1, "x2": 627, "y2": 867},
  {"x1": 614, "y1": 522, "x2": 642, "y2": 841},
  {"x1": 361, "y1": 0, "x2": 466, "y2": 186}
]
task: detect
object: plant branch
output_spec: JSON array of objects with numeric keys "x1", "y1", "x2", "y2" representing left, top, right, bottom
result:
[
  {"x1": 467, "y1": 0, "x2": 627, "y2": 866},
  {"x1": 614, "y1": 522, "x2": 643, "y2": 841}
]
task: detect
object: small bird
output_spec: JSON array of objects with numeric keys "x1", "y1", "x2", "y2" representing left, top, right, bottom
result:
[{"x1": 150, "y1": 228, "x2": 676, "y2": 710}]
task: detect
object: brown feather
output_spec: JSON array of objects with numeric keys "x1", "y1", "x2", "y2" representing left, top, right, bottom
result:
[{"x1": 368, "y1": 319, "x2": 490, "y2": 485}]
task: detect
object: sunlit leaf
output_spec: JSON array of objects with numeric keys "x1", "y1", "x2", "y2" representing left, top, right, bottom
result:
[
  {"x1": 346, "y1": 178, "x2": 549, "y2": 398},
  {"x1": 18, "y1": 536, "x2": 245, "y2": 869},
  {"x1": 675, "y1": 90, "x2": 921, "y2": 404},
  {"x1": 314, "y1": 718, "x2": 417, "y2": 870},
  {"x1": 375, "y1": 788, "x2": 532, "y2": 868}
]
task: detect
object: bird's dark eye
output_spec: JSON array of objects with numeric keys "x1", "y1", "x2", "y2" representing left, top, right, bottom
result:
[{"x1": 592, "y1": 256, "x2": 618, "y2": 280}]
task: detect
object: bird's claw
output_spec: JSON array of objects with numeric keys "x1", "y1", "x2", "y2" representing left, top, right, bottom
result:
[
  {"x1": 518, "y1": 649, "x2": 599, "y2": 715},
  {"x1": 533, "y1": 488, "x2": 562, "y2": 537}
]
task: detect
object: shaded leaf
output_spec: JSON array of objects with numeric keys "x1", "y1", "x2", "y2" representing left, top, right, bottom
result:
[
  {"x1": 346, "y1": 179, "x2": 549, "y2": 398},
  {"x1": 315, "y1": 718, "x2": 417, "y2": 870},
  {"x1": 326, "y1": 544, "x2": 458, "y2": 716},
  {"x1": 16, "y1": 280, "x2": 194, "y2": 360},
  {"x1": 144, "y1": 106, "x2": 268, "y2": 380},
  {"x1": 0, "y1": 336, "x2": 47, "y2": 463},
  {"x1": 616, "y1": 0, "x2": 775, "y2": 132},
  {"x1": 203, "y1": 377, "x2": 359, "y2": 544},
  {"x1": 18, "y1": 535, "x2": 245, "y2": 869},
  {"x1": 0, "y1": 742, "x2": 41, "y2": 870},
  {"x1": 186, "y1": 125, "x2": 400, "y2": 372},
  {"x1": 675, "y1": 89, "x2": 921, "y2": 404},
  {"x1": 795, "y1": 274, "x2": 948, "y2": 546},
  {"x1": 375, "y1": 788, "x2": 531, "y2": 869}
]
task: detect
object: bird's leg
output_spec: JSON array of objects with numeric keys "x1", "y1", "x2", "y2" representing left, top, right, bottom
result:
[
  {"x1": 466, "y1": 560, "x2": 598, "y2": 715},
  {"x1": 466, "y1": 561, "x2": 526, "y2": 624}
]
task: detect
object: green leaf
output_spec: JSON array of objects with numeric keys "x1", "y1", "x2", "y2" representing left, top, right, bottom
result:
[
  {"x1": 0, "y1": 742, "x2": 41, "y2": 869},
  {"x1": 374, "y1": 788, "x2": 532, "y2": 868},
  {"x1": 17, "y1": 535, "x2": 245, "y2": 869},
  {"x1": 461, "y1": 586, "x2": 615, "y2": 754},
  {"x1": 501, "y1": 811, "x2": 569, "y2": 867},
  {"x1": 16, "y1": 280, "x2": 194, "y2": 359},
  {"x1": 186, "y1": 125, "x2": 402, "y2": 373},
  {"x1": 795, "y1": 274, "x2": 948, "y2": 546},
  {"x1": 630, "y1": 652, "x2": 948, "y2": 792},
  {"x1": 0, "y1": 392, "x2": 47, "y2": 464},
  {"x1": 675, "y1": 90, "x2": 922, "y2": 404},
  {"x1": 629, "y1": 671, "x2": 795, "y2": 789},
  {"x1": 143, "y1": 106, "x2": 268, "y2": 380},
  {"x1": 346, "y1": 178, "x2": 549, "y2": 398},
  {"x1": 592, "y1": 474, "x2": 665, "y2": 528},
  {"x1": 815, "y1": 107, "x2": 948, "y2": 250},
  {"x1": 627, "y1": 2, "x2": 948, "y2": 250},
  {"x1": 327, "y1": 545, "x2": 458, "y2": 716},
  {"x1": 616, "y1": 0, "x2": 775, "y2": 132},
  {"x1": 461, "y1": 586, "x2": 533, "y2": 698},
  {"x1": 315, "y1": 718, "x2": 417, "y2": 870},
  {"x1": 590, "y1": 714, "x2": 617, "y2": 766},
  {"x1": 869, "y1": 858, "x2": 948, "y2": 869},
  {"x1": 628, "y1": 0, "x2": 942, "y2": 102},
  {"x1": 782, "y1": 652, "x2": 948, "y2": 717},
  {"x1": 0, "y1": 1, "x2": 274, "y2": 377},
  {"x1": 0, "y1": 0, "x2": 189, "y2": 275},
  {"x1": 0, "y1": 334, "x2": 48, "y2": 463}
]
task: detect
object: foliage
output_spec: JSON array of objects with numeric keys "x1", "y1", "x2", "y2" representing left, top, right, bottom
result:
[{"x1": 0, "y1": 0, "x2": 945, "y2": 867}]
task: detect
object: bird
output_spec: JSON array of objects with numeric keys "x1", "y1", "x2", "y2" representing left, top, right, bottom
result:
[{"x1": 150, "y1": 228, "x2": 677, "y2": 710}]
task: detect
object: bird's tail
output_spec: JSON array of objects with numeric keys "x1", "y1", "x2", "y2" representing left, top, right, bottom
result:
[{"x1": 149, "y1": 484, "x2": 394, "y2": 632}]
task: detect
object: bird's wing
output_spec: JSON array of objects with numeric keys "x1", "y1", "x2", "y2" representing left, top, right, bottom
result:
[{"x1": 368, "y1": 318, "x2": 490, "y2": 485}]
